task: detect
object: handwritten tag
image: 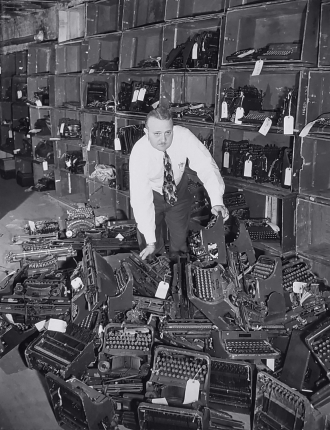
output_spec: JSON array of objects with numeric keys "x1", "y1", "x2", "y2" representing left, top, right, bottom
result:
[
  {"x1": 132, "y1": 89, "x2": 139, "y2": 102},
  {"x1": 293, "y1": 281, "x2": 307, "y2": 294},
  {"x1": 46, "y1": 319, "x2": 67, "y2": 333},
  {"x1": 284, "y1": 115, "x2": 294, "y2": 135},
  {"x1": 183, "y1": 379, "x2": 200, "y2": 404},
  {"x1": 35, "y1": 99, "x2": 42, "y2": 107},
  {"x1": 8, "y1": 130, "x2": 13, "y2": 138},
  {"x1": 60, "y1": 123, "x2": 65, "y2": 135},
  {"x1": 299, "y1": 120, "x2": 317, "y2": 137},
  {"x1": 258, "y1": 117, "x2": 272, "y2": 136},
  {"x1": 235, "y1": 107, "x2": 244, "y2": 124},
  {"x1": 35, "y1": 320, "x2": 46, "y2": 331},
  {"x1": 114, "y1": 137, "x2": 121, "y2": 151},
  {"x1": 284, "y1": 167, "x2": 292, "y2": 186},
  {"x1": 155, "y1": 281, "x2": 169, "y2": 299},
  {"x1": 237, "y1": 49, "x2": 255, "y2": 58},
  {"x1": 152, "y1": 398, "x2": 168, "y2": 405},
  {"x1": 192, "y1": 42, "x2": 198, "y2": 59},
  {"x1": 138, "y1": 88, "x2": 146, "y2": 101},
  {"x1": 252, "y1": 59, "x2": 264, "y2": 76},
  {"x1": 42, "y1": 161, "x2": 48, "y2": 171},
  {"x1": 223, "y1": 151, "x2": 230, "y2": 168},
  {"x1": 244, "y1": 160, "x2": 252, "y2": 177},
  {"x1": 221, "y1": 101, "x2": 228, "y2": 119},
  {"x1": 17, "y1": 90, "x2": 22, "y2": 99},
  {"x1": 87, "y1": 139, "x2": 92, "y2": 151},
  {"x1": 28, "y1": 220, "x2": 36, "y2": 233},
  {"x1": 71, "y1": 277, "x2": 83, "y2": 290},
  {"x1": 266, "y1": 221, "x2": 280, "y2": 232},
  {"x1": 116, "y1": 233, "x2": 124, "y2": 241}
]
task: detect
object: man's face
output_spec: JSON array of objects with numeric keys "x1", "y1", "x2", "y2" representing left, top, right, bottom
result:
[{"x1": 145, "y1": 117, "x2": 173, "y2": 152}]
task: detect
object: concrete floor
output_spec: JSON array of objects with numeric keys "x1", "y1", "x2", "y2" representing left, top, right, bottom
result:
[{"x1": 0, "y1": 177, "x2": 63, "y2": 430}]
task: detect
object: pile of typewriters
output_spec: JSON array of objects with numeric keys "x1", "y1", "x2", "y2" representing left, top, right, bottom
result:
[{"x1": 1, "y1": 191, "x2": 330, "y2": 430}]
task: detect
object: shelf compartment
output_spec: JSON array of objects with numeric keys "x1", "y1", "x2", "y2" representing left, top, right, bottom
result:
[
  {"x1": 86, "y1": 146, "x2": 116, "y2": 177},
  {"x1": 58, "y1": 5, "x2": 85, "y2": 43},
  {"x1": 50, "y1": 108, "x2": 82, "y2": 138},
  {"x1": 55, "y1": 41, "x2": 88, "y2": 74},
  {"x1": 115, "y1": 153, "x2": 130, "y2": 192},
  {"x1": 0, "y1": 53, "x2": 16, "y2": 77},
  {"x1": 85, "y1": 34, "x2": 121, "y2": 72},
  {"x1": 318, "y1": 1, "x2": 330, "y2": 67},
  {"x1": 0, "y1": 102, "x2": 12, "y2": 123},
  {"x1": 32, "y1": 136, "x2": 54, "y2": 161},
  {"x1": 165, "y1": 0, "x2": 225, "y2": 20},
  {"x1": 15, "y1": 51, "x2": 27, "y2": 75},
  {"x1": 12, "y1": 76, "x2": 27, "y2": 103},
  {"x1": 88, "y1": 179, "x2": 116, "y2": 215},
  {"x1": 120, "y1": 26, "x2": 163, "y2": 70},
  {"x1": 55, "y1": 168, "x2": 87, "y2": 202},
  {"x1": 296, "y1": 197, "x2": 330, "y2": 266},
  {"x1": 86, "y1": 0, "x2": 122, "y2": 35},
  {"x1": 27, "y1": 43, "x2": 55, "y2": 75},
  {"x1": 116, "y1": 189, "x2": 132, "y2": 219},
  {"x1": 213, "y1": 125, "x2": 298, "y2": 194},
  {"x1": 53, "y1": 75, "x2": 81, "y2": 109},
  {"x1": 217, "y1": 68, "x2": 308, "y2": 132},
  {"x1": 27, "y1": 75, "x2": 54, "y2": 108},
  {"x1": 0, "y1": 77, "x2": 12, "y2": 102},
  {"x1": 122, "y1": 0, "x2": 166, "y2": 29},
  {"x1": 81, "y1": 112, "x2": 115, "y2": 147},
  {"x1": 163, "y1": 17, "x2": 222, "y2": 70},
  {"x1": 81, "y1": 73, "x2": 116, "y2": 111},
  {"x1": 222, "y1": 0, "x2": 320, "y2": 66},
  {"x1": 53, "y1": 139, "x2": 84, "y2": 171},
  {"x1": 33, "y1": 159, "x2": 55, "y2": 185},
  {"x1": 12, "y1": 104, "x2": 29, "y2": 133},
  {"x1": 29, "y1": 107, "x2": 52, "y2": 137}
]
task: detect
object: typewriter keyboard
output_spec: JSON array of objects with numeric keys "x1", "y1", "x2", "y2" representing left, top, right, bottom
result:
[
  {"x1": 224, "y1": 340, "x2": 276, "y2": 357},
  {"x1": 252, "y1": 258, "x2": 275, "y2": 279},
  {"x1": 192, "y1": 265, "x2": 224, "y2": 302},
  {"x1": 104, "y1": 326, "x2": 153, "y2": 354},
  {"x1": 115, "y1": 264, "x2": 130, "y2": 295},
  {"x1": 248, "y1": 226, "x2": 279, "y2": 241},
  {"x1": 307, "y1": 326, "x2": 330, "y2": 372},
  {"x1": 282, "y1": 261, "x2": 315, "y2": 291}
]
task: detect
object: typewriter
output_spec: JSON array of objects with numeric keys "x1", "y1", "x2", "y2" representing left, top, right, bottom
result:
[
  {"x1": 25, "y1": 323, "x2": 96, "y2": 378},
  {"x1": 90, "y1": 121, "x2": 115, "y2": 149},
  {"x1": 241, "y1": 110, "x2": 280, "y2": 126},
  {"x1": 58, "y1": 118, "x2": 81, "y2": 139},
  {"x1": 282, "y1": 257, "x2": 317, "y2": 292},
  {"x1": 148, "y1": 345, "x2": 211, "y2": 406},
  {"x1": 258, "y1": 42, "x2": 302, "y2": 61},
  {"x1": 132, "y1": 295, "x2": 175, "y2": 318},
  {"x1": 253, "y1": 372, "x2": 319, "y2": 430},
  {"x1": 306, "y1": 319, "x2": 330, "y2": 379},
  {"x1": 244, "y1": 218, "x2": 280, "y2": 242},
  {"x1": 117, "y1": 124, "x2": 145, "y2": 155},
  {"x1": 138, "y1": 403, "x2": 206, "y2": 430},
  {"x1": 186, "y1": 261, "x2": 238, "y2": 330},
  {"x1": 46, "y1": 373, "x2": 115, "y2": 430},
  {"x1": 86, "y1": 82, "x2": 108, "y2": 106}
]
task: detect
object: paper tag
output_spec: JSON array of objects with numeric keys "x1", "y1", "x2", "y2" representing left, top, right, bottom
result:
[
  {"x1": 17, "y1": 90, "x2": 22, "y2": 99},
  {"x1": 66, "y1": 230, "x2": 73, "y2": 238},
  {"x1": 221, "y1": 101, "x2": 228, "y2": 119},
  {"x1": 65, "y1": 159, "x2": 72, "y2": 167},
  {"x1": 132, "y1": 89, "x2": 139, "y2": 102},
  {"x1": 237, "y1": 49, "x2": 255, "y2": 58},
  {"x1": 284, "y1": 167, "x2": 292, "y2": 186},
  {"x1": 42, "y1": 161, "x2": 48, "y2": 171},
  {"x1": 114, "y1": 137, "x2": 121, "y2": 151},
  {"x1": 71, "y1": 277, "x2": 83, "y2": 290},
  {"x1": 151, "y1": 398, "x2": 168, "y2": 405},
  {"x1": 266, "y1": 359, "x2": 275, "y2": 372},
  {"x1": 192, "y1": 42, "x2": 198, "y2": 59},
  {"x1": 58, "y1": 256, "x2": 67, "y2": 261},
  {"x1": 60, "y1": 122, "x2": 65, "y2": 135},
  {"x1": 258, "y1": 117, "x2": 272, "y2": 136},
  {"x1": 223, "y1": 151, "x2": 230, "y2": 168},
  {"x1": 28, "y1": 220, "x2": 36, "y2": 232},
  {"x1": 299, "y1": 120, "x2": 317, "y2": 137},
  {"x1": 183, "y1": 379, "x2": 200, "y2": 404},
  {"x1": 8, "y1": 130, "x2": 13, "y2": 138},
  {"x1": 155, "y1": 281, "x2": 169, "y2": 299},
  {"x1": 35, "y1": 99, "x2": 42, "y2": 107},
  {"x1": 244, "y1": 159, "x2": 252, "y2": 177},
  {"x1": 87, "y1": 139, "x2": 92, "y2": 151},
  {"x1": 293, "y1": 281, "x2": 307, "y2": 294},
  {"x1": 35, "y1": 320, "x2": 47, "y2": 331},
  {"x1": 283, "y1": 115, "x2": 294, "y2": 135},
  {"x1": 266, "y1": 221, "x2": 280, "y2": 232},
  {"x1": 138, "y1": 88, "x2": 146, "y2": 101},
  {"x1": 116, "y1": 233, "x2": 124, "y2": 241},
  {"x1": 89, "y1": 68, "x2": 95, "y2": 74},
  {"x1": 252, "y1": 59, "x2": 264, "y2": 76},
  {"x1": 152, "y1": 100, "x2": 160, "y2": 109},
  {"x1": 46, "y1": 319, "x2": 67, "y2": 333},
  {"x1": 235, "y1": 107, "x2": 244, "y2": 124},
  {"x1": 26, "y1": 134, "x2": 31, "y2": 139}
]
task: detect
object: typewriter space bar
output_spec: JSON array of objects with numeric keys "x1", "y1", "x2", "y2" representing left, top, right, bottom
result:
[{"x1": 34, "y1": 345, "x2": 71, "y2": 365}]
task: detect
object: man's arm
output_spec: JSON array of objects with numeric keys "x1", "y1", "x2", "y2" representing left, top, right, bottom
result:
[{"x1": 129, "y1": 147, "x2": 156, "y2": 246}]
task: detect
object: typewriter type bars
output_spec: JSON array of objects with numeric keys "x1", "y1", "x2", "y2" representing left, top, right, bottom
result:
[
  {"x1": 220, "y1": 330, "x2": 280, "y2": 360},
  {"x1": 209, "y1": 358, "x2": 253, "y2": 412},
  {"x1": 138, "y1": 403, "x2": 204, "y2": 430},
  {"x1": 282, "y1": 259, "x2": 316, "y2": 292},
  {"x1": 25, "y1": 323, "x2": 95, "y2": 378},
  {"x1": 306, "y1": 320, "x2": 330, "y2": 378},
  {"x1": 253, "y1": 372, "x2": 314, "y2": 430},
  {"x1": 102, "y1": 324, "x2": 154, "y2": 356}
]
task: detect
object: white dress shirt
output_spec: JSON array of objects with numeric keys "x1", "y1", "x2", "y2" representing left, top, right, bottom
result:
[{"x1": 129, "y1": 125, "x2": 225, "y2": 244}]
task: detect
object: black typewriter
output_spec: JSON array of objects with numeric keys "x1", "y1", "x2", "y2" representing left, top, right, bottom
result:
[
  {"x1": 245, "y1": 218, "x2": 280, "y2": 241},
  {"x1": 117, "y1": 124, "x2": 145, "y2": 155},
  {"x1": 241, "y1": 110, "x2": 280, "y2": 126},
  {"x1": 90, "y1": 121, "x2": 115, "y2": 149},
  {"x1": 186, "y1": 261, "x2": 238, "y2": 330},
  {"x1": 86, "y1": 81, "x2": 108, "y2": 106},
  {"x1": 25, "y1": 323, "x2": 96, "y2": 378},
  {"x1": 306, "y1": 319, "x2": 330, "y2": 378},
  {"x1": 258, "y1": 42, "x2": 302, "y2": 61},
  {"x1": 282, "y1": 257, "x2": 316, "y2": 292},
  {"x1": 46, "y1": 373, "x2": 115, "y2": 430}
]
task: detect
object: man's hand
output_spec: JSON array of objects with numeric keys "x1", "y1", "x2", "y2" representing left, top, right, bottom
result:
[
  {"x1": 211, "y1": 205, "x2": 229, "y2": 221},
  {"x1": 139, "y1": 243, "x2": 156, "y2": 260}
]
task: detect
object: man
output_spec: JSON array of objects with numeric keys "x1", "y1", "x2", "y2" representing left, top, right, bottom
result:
[{"x1": 129, "y1": 107, "x2": 228, "y2": 260}]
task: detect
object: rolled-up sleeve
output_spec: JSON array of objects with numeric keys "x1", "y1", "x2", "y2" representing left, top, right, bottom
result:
[
  {"x1": 129, "y1": 146, "x2": 156, "y2": 244},
  {"x1": 184, "y1": 129, "x2": 225, "y2": 206}
]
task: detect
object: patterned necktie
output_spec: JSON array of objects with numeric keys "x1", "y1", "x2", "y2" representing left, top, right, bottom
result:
[{"x1": 163, "y1": 151, "x2": 178, "y2": 206}]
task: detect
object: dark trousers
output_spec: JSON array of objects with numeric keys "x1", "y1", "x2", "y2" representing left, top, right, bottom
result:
[{"x1": 138, "y1": 173, "x2": 192, "y2": 256}]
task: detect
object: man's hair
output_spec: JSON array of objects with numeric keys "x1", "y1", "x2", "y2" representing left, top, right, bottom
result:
[{"x1": 145, "y1": 107, "x2": 173, "y2": 128}]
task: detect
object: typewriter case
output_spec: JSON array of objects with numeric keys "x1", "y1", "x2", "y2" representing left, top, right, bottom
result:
[{"x1": 46, "y1": 373, "x2": 115, "y2": 430}]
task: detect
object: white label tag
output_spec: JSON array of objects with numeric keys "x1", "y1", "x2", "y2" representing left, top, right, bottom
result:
[
  {"x1": 8, "y1": 130, "x2": 13, "y2": 138},
  {"x1": 244, "y1": 159, "x2": 253, "y2": 177},
  {"x1": 17, "y1": 90, "x2": 22, "y2": 99},
  {"x1": 132, "y1": 89, "x2": 139, "y2": 102},
  {"x1": 259, "y1": 117, "x2": 272, "y2": 136},
  {"x1": 192, "y1": 42, "x2": 198, "y2": 59},
  {"x1": 266, "y1": 221, "x2": 280, "y2": 232},
  {"x1": 299, "y1": 120, "x2": 317, "y2": 138},
  {"x1": 35, "y1": 320, "x2": 46, "y2": 331},
  {"x1": 223, "y1": 151, "x2": 230, "y2": 168},
  {"x1": 114, "y1": 137, "x2": 121, "y2": 151},
  {"x1": 183, "y1": 379, "x2": 200, "y2": 404},
  {"x1": 284, "y1": 167, "x2": 292, "y2": 186},
  {"x1": 266, "y1": 359, "x2": 275, "y2": 372},
  {"x1": 293, "y1": 281, "x2": 307, "y2": 294},
  {"x1": 116, "y1": 233, "x2": 124, "y2": 241},
  {"x1": 151, "y1": 398, "x2": 168, "y2": 405},
  {"x1": 28, "y1": 220, "x2": 36, "y2": 232},
  {"x1": 60, "y1": 123, "x2": 65, "y2": 135},
  {"x1": 46, "y1": 319, "x2": 67, "y2": 333},
  {"x1": 138, "y1": 88, "x2": 146, "y2": 101},
  {"x1": 152, "y1": 100, "x2": 160, "y2": 109},
  {"x1": 87, "y1": 139, "x2": 92, "y2": 151},
  {"x1": 42, "y1": 161, "x2": 48, "y2": 171},
  {"x1": 235, "y1": 107, "x2": 244, "y2": 124},
  {"x1": 252, "y1": 59, "x2": 264, "y2": 76},
  {"x1": 155, "y1": 281, "x2": 169, "y2": 299},
  {"x1": 71, "y1": 277, "x2": 83, "y2": 290},
  {"x1": 237, "y1": 49, "x2": 255, "y2": 58},
  {"x1": 283, "y1": 115, "x2": 294, "y2": 135},
  {"x1": 35, "y1": 99, "x2": 42, "y2": 107},
  {"x1": 89, "y1": 68, "x2": 95, "y2": 74},
  {"x1": 221, "y1": 101, "x2": 228, "y2": 119},
  {"x1": 26, "y1": 134, "x2": 31, "y2": 139},
  {"x1": 65, "y1": 159, "x2": 72, "y2": 167}
]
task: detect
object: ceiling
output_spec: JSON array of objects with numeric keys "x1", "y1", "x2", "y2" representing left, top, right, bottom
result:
[{"x1": 0, "y1": 0, "x2": 61, "y2": 20}]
